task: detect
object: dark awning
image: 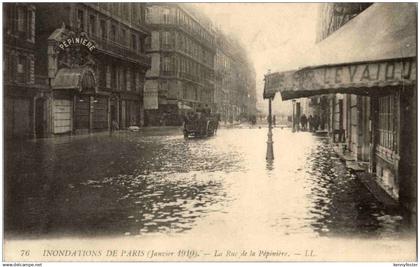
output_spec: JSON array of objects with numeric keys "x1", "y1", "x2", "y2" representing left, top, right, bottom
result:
[
  {"x1": 52, "y1": 67, "x2": 96, "y2": 93},
  {"x1": 264, "y1": 3, "x2": 417, "y2": 100}
]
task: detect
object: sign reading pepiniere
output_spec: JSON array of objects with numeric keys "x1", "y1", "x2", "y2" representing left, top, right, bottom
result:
[
  {"x1": 58, "y1": 37, "x2": 96, "y2": 52},
  {"x1": 264, "y1": 58, "x2": 416, "y2": 100}
]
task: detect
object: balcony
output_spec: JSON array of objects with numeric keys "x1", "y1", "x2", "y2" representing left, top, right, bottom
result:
[{"x1": 90, "y1": 35, "x2": 151, "y2": 67}]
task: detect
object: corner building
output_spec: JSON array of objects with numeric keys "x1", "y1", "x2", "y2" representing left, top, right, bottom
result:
[
  {"x1": 144, "y1": 4, "x2": 215, "y2": 126},
  {"x1": 34, "y1": 3, "x2": 150, "y2": 135}
]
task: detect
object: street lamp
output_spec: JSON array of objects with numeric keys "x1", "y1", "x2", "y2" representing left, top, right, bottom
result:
[
  {"x1": 266, "y1": 96, "x2": 274, "y2": 161},
  {"x1": 265, "y1": 69, "x2": 274, "y2": 161}
]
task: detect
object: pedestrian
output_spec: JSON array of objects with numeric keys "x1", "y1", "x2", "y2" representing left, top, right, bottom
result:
[
  {"x1": 110, "y1": 119, "x2": 119, "y2": 135},
  {"x1": 308, "y1": 115, "x2": 314, "y2": 132},
  {"x1": 273, "y1": 115, "x2": 276, "y2": 127},
  {"x1": 313, "y1": 114, "x2": 320, "y2": 131},
  {"x1": 300, "y1": 114, "x2": 307, "y2": 131}
]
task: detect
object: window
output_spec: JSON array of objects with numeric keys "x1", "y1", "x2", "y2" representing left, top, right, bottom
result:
[
  {"x1": 89, "y1": 15, "x2": 96, "y2": 35},
  {"x1": 162, "y1": 31, "x2": 170, "y2": 48},
  {"x1": 106, "y1": 65, "x2": 111, "y2": 88},
  {"x1": 111, "y1": 65, "x2": 117, "y2": 88},
  {"x1": 145, "y1": 36, "x2": 151, "y2": 49},
  {"x1": 17, "y1": 7, "x2": 26, "y2": 32},
  {"x1": 131, "y1": 69, "x2": 137, "y2": 91},
  {"x1": 127, "y1": 69, "x2": 131, "y2": 91},
  {"x1": 131, "y1": 34, "x2": 137, "y2": 50},
  {"x1": 121, "y1": 68, "x2": 126, "y2": 90},
  {"x1": 100, "y1": 20, "x2": 107, "y2": 39},
  {"x1": 77, "y1": 9, "x2": 84, "y2": 31},
  {"x1": 27, "y1": 9, "x2": 35, "y2": 42},
  {"x1": 183, "y1": 86, "x2": 187, "y2": 99},
  {"x1": 111, "y1": 25, "x2": 117, "y2": 41},
  {"x1": 162, "y1": 56, "x2": 171, "y2": 74},
  {"x1": 378, "y1": 95, "x2": 398, "y2": 152},
  {"x1": 16, "y1": 55, "x2": 26, "y2": 83},
  {"x1": 121, "y1": 29, "x2": 126, "y2": 45},
  {"x1": 162, "y1": 8, "x2": 170, "y2": 24}
]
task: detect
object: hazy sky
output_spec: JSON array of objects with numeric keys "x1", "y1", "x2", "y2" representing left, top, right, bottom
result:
[{"x1": 194, "y1": 3, "x2": 321, "y2": 114}]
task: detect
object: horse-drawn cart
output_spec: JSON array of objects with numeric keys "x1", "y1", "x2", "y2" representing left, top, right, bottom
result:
[{"x1": 183, "y1": 111, "x2": 219, "y2": 139}]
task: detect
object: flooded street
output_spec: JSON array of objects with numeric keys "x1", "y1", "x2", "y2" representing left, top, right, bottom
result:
[{"x1": 5, "y1": 127, "x2": 410, "y2": 241}]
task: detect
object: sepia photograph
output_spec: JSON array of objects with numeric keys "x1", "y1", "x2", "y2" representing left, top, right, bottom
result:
[{"x1": 2, "y1": 1, "x2": 417, "y2": 264}]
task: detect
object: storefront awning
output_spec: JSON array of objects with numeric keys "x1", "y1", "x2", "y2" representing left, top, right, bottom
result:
[
  {"x1": 52, "y1": 67, "x2": 96, "y2": 93},
  {"x1": 264, "y1": 3, "x2": 417, "y2": 100}
]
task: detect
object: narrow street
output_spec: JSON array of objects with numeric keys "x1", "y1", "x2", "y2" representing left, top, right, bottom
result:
[{"x1": 5, "y1": 127, "x2": 410, "y2": 240}]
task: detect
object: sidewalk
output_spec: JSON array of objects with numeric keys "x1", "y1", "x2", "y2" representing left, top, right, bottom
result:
[{"x1": 331, "y1": 142, "x2": 399, "y2": 209}]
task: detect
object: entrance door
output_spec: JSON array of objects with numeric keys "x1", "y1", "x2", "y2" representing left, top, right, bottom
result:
[
  {"x1": 35, "y1": 98, "x2": 45, "y2": 137},
  {"x1": 53, "y1": 99, "x2": 71, "y2": 134}
]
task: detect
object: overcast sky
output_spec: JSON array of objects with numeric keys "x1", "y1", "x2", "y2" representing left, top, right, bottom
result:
[{"x1": 193, "y1": 3, "x2": 321, "y2": 114}]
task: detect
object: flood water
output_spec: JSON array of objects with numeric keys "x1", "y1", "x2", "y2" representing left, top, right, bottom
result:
[{"x1": 5, "y1": 127, "x2": 410, "y2": 240}]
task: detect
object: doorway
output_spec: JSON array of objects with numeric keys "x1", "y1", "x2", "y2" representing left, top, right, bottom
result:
[{"x1": 35, "y1": 98, "x2": 46, "y2": 138}]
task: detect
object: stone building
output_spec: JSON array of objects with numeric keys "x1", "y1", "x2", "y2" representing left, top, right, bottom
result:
[
  {"x1": 27, "y1": 3, "x2": 150, "y2": 136},
  {"x1": 143, "y1": 3, "x2": 216, "y2": 126},
  {"x1": 3, "y1": 3, "x2": 47, "y2": 139},
  {"x1": 214, "y1": 29, "x2": 257, "y2": 123}
]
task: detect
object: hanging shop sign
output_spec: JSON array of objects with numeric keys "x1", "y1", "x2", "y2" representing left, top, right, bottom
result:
[
  {"x1": 58, "y1": 36, "x2": 96, "y2": 52},
  {"x1": 264, "y1": 58, "x2": 416, "y2": 99}
]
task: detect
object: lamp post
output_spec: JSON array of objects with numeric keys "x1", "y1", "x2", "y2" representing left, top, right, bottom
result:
[
  {"x1": 292, "y1": 99, "x2": 296, "y2": 132},
  {"x1": 266, "y1": 96, "x2": 274, "y2": 160}
]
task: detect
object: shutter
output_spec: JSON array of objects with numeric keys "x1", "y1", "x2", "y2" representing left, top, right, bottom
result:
[{"x1": 29, "y1": 56, "x2": 35, "y2": 84}]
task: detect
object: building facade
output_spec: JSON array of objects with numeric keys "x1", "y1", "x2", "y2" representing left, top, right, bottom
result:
[
  {"x1": 143, "y1": 3, "x2": 216, "y2": 126},
  {"x1": 283, "y1": 3, "x2": 416, "y2": 219},
  {"x1": 3, "y1": 3, "x2": 48, "y2": 139},
  {"x1": 214, "y1": 29, "x2": 257, "y2": 123},
  {"x1": 10, "y1": 3, "x2": 151, "y2": 137}
]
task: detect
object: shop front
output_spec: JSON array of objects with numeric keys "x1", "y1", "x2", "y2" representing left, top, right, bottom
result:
[
  {"x1": 51, "y1": 66, "x2": 110, "y2": 134},
  {"x1": 264, "y1": 3, "x2": 416, "y2": 216}
]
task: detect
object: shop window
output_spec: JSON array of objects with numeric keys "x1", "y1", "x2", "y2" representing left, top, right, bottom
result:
[{"x1": 378, "y1": 94, "x2": 397, "y2": 152}]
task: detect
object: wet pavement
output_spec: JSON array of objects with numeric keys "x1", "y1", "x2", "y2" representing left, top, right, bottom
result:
[{"x1": 5, "y1": 127, "x2": 410, "y2": 240}]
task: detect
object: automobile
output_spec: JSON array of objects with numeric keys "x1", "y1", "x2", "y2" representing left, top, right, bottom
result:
[{"x1": 183, "y1": 110, "x2": 219, "y2": 139}]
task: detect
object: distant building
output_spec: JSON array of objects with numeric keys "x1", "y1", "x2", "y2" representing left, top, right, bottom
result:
[
  {"x1": 214, "y1": 29, "x2": 257, "y2": 123},
  {"x1": 6, "y1": 3, "x2": 151, "y2": 138},
  {"x1": 144, "y1": 3, "x2": 216, "y2": 126}
]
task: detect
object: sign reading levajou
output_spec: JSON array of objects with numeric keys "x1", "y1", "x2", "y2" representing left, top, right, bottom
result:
[{"x1": 264, "y1": 58, "x2": 416, "y2": 99}]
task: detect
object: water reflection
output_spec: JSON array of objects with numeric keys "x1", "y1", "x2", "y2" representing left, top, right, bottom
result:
[{"x1": 5, "y1": 128, "x2": 410, "y2": 239}]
